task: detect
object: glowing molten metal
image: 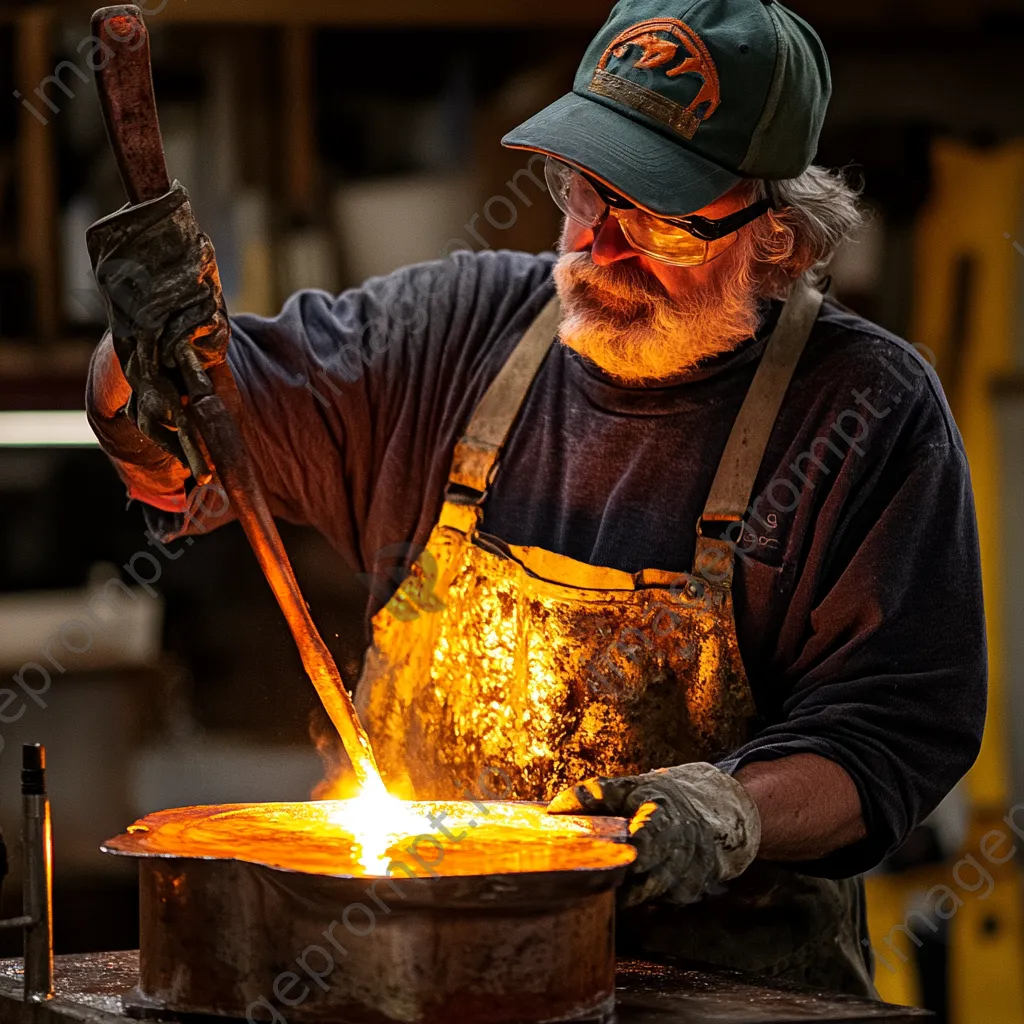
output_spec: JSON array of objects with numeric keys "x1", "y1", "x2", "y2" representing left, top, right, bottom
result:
[{"x1": 105, "y1": 799, "x2": 634, "y2": 878}]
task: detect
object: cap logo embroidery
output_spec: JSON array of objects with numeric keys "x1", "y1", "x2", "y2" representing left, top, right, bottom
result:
[{"x1": 589, "y1": 18, "x2": 721, "y2": 140}]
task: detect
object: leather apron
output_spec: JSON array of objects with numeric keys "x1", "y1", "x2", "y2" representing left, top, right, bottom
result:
[{"x1": 354, "y1": 277, "x2": 876, "y2": 997}]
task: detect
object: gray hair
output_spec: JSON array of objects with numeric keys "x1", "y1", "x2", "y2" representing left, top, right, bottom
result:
[{"x1": 746, "y1": 165, "x2": 867, "y2": 297}]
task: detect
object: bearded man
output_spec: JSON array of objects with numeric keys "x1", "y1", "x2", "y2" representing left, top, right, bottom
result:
[{"x1": 85, "y1": 0, "x2": 986, "y2": 997}]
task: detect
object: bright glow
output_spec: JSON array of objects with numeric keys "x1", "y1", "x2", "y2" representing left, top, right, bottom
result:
[
  {"x1": 0, "y1": 411, "x2": 97, "y2": 447},
  {"x1": 326, "y1": 787, "x2": 426, "y2": 874}
]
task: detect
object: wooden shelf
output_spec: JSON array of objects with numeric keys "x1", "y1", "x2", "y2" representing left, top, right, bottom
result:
[
  {"x1": 56, "y1": 0, "x2": 607, "y2": 27},
  {"x1": 0, "y1": 341, "x2": 95, "y2": 411},
  {"x1": 51, "y1": 0, "x2": 1024, "y2": 27},
  {"x1": 992, "y1": 375, "x2": 1024, "y2": 399},
  {"x1": 0, "y1": 340, "x2": 94, "y2": 377}
]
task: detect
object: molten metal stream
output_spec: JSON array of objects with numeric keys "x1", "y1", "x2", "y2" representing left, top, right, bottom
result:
[
  {"x1": 189, "y1": 379, "x2": 384, "y2": 795},
  {"x1": 219, "y1": 460, "x2": 383, "y2": 793}
]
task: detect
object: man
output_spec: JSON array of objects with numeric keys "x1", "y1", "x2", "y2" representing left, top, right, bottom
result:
[{"x1": 85, "y1": 0, "x2": 986, "y2": 998}]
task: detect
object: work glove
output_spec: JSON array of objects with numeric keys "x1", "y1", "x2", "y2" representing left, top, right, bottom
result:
[
  {"x1": 86, "y1": 180, "x2": 230, "y2": 470},
  {"x1": 548, "y1": 762, "x2": 761, "y2": 908}
]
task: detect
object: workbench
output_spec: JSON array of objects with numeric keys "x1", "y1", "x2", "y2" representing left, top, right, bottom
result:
[{"x1": 0, "y1": 952, "x2": 931, "y2": 1024}]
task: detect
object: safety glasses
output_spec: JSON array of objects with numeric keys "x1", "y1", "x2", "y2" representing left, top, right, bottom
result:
[{"x1": 543, "y1": 156, "x2": 773, "y2": 267}]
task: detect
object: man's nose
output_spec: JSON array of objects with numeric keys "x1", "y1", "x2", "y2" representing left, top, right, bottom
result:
[{"x1": 590, "y1": 214, "x2": 639, "y2": 266}]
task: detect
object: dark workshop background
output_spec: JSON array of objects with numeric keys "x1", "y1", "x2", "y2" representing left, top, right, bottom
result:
[{"x1": 1, "y1": 1, "x2": 1024, "y2": 1020}]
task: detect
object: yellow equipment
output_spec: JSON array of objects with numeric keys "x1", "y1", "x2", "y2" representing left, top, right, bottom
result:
[{"x1": 867, "y1": 138, "x2": 1024, "y2": 1023}]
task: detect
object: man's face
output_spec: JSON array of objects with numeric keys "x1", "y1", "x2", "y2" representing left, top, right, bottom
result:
[
  {"x1": 553, "y1": 180, "x2": 768, "y2": 384},
  {"x1": 559, "y1": 182, "x2": 755, "y2": 299}
]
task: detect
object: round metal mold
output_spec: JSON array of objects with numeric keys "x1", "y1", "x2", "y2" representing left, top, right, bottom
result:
[{"x1": 103, "y1": 800, "x2": 635, "y2": 1024}]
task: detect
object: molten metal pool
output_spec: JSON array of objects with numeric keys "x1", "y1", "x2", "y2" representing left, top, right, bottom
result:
[{"x1": 103, "y1": 799, "x2": 635, "y2": 1024}]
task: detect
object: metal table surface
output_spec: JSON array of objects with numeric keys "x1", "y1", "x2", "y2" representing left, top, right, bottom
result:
[{"x1": 0, "y1": 952, "x2": 931, "y2": 1024}]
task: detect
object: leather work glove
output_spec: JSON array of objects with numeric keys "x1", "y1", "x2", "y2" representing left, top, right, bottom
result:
[
  {"x1": 548, "y1": 762, "x2": 761, "y2": 908},
  {"x1": 86, "y1": 180, "x2": 230, "y2": 471}
]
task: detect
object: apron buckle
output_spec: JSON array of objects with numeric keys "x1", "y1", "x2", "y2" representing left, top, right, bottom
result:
[
  {"x1": 696, "y1": 515, "x2": 740, "y2": 542},
  {"x1": 444, "y1": 481, "x2": 488, "y2": 506}
]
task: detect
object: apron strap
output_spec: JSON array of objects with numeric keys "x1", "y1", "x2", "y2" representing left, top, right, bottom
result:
[
  {"x1": 694, "y1": 275, "x2": 824, "y2": 587},
  {"x1": 447, "y1": 295, "x2": 562, "y2": 501}
]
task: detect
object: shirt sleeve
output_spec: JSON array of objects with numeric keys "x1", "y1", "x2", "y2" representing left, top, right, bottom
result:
[
  {"x1": 141, "y1": 258, "x2": 453, "y2": 556},
  {"x1": 139, "y1": 250, "x2": 557, "y2": 580},
  {"x1": 719, "y1": 437, "x2": 987, "y2": 878}
]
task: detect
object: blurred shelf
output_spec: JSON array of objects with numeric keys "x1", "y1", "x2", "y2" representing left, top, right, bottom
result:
[
  {"x1": 55, "y1": 0, "x2": 608, "y2": 26},
  {"x1": 0, "y1": 340, "x2": 94, "y2": 411},
  {"x1": 993, "y1": 374, "x2": 1024, "y2": 398},
  {"x1": 47, "y1": 0, "x2": 1024, "y2": 27},
  {"x1": 0, "y1": 339, "x2": 93, "y2": 373}
]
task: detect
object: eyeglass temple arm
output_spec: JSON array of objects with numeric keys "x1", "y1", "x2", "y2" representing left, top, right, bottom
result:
[
  {"x1": 677, "y1": 191, "x2": 775, "y2": 241},
  {"x1": 578, "y1": 160, "x2": 780, "y2": 241}
]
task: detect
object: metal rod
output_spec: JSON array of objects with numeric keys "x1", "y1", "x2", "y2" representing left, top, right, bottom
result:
[
  {"x1": 21, "y1": 744, "x2": 53, "y2": 1002},
  {"x1": 91, "y1": 4, "x2": 385, "y2": 792},
  {"x1": 0, "y1": 916, "x2": 33, "y2": 931},
  {"x1": 190, "y1": 384, "x2": 383, "y2": 793}
]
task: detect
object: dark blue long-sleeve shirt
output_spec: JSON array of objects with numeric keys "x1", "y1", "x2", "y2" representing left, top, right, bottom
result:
[{"x1": 138, "y1": 248, "x2": 987, "y2": 878}]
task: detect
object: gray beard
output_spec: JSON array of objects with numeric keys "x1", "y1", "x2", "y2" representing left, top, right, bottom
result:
[{"x1": 552, "y1": 247, "x2": 766, "y2": 385}]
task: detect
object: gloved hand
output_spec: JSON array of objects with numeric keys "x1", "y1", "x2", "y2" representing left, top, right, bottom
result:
[
  {"x1": 86, "y1": 180, "x2": 230, "y2": 469},
  {"x1": 548, "y1": 762, "x2": 761, "y2": 908}
]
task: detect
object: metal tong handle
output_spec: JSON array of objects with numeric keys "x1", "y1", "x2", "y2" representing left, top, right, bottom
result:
[
  {"x1": 92, "y1": 5, "x2": 383, "y2": 791},
  {"x1": 91, "y1": 4, "x2": 211, "y2": 483}
]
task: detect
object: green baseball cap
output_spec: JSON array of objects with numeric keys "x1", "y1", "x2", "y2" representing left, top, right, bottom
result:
[{"x1": 502, "y1": 0, "x2": 831, "y2": 218}]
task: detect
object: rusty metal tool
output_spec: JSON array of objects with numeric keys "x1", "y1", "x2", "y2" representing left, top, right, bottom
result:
[
  {"x1": 0, "y1": 745, "x2": 54, "y2": 1003},
  {"x1": 91, "y1": 5, "x2": 383, "y2": 794}
]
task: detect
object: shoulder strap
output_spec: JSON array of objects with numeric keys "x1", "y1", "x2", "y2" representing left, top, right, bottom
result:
[
  {"x1": 694, "y1": 276, "x2": 824, "y2": 586},
  {"x1": 702, "y1": 276, "x2": 823, "y2": 523},
  {"x1": 447, "y1": 295, "x2": 562, "y2": 500}
]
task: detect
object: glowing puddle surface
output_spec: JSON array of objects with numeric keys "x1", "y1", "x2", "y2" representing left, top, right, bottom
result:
[
  {"x1": 325, "y1": 787, "x2": 432, "y2": 873},
  {"x1": 103, "y1": 798, "x2": 635, "y2": 878}
]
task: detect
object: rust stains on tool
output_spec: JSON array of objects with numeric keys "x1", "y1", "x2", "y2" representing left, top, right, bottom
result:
[
  {"x1": 91, "y1": 5, "x2": 383, "y2": 793},
  {"x1": 91, "y1": 7, "x2": 172, "y2": 206}
]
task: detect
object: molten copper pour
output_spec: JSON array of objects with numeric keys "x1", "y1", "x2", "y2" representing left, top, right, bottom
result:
[{"x1": 190, "y1": 377, "x2": 385, "y2": 795}]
